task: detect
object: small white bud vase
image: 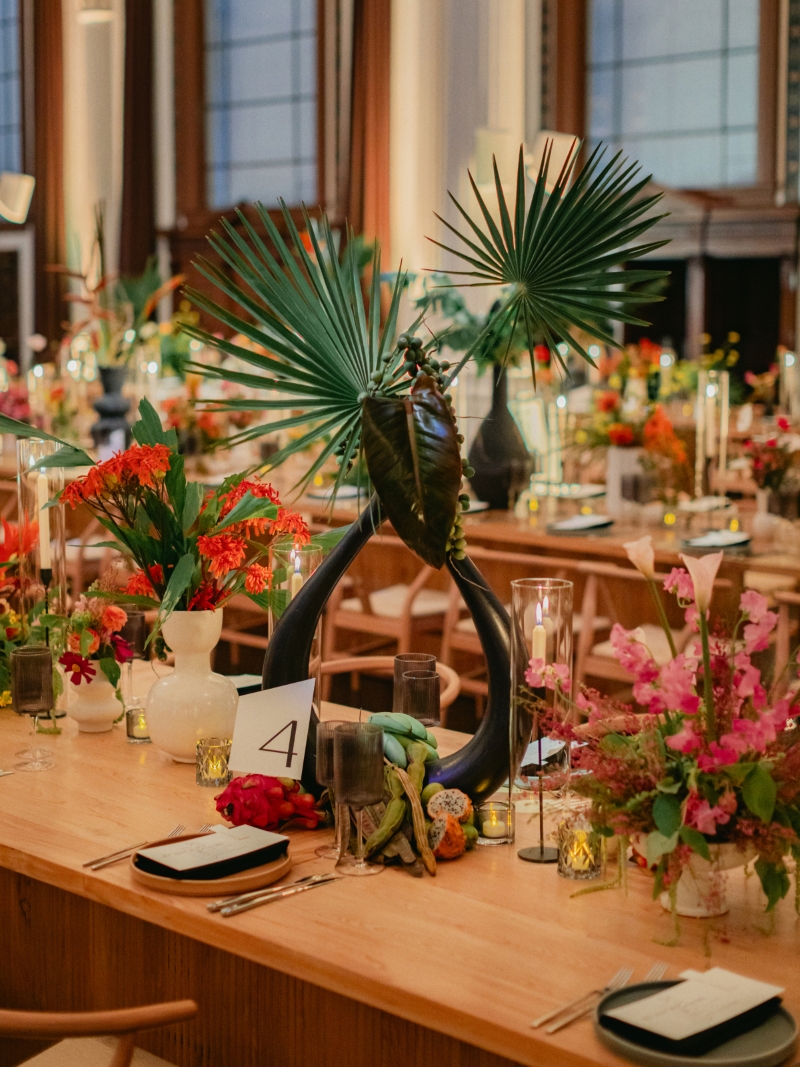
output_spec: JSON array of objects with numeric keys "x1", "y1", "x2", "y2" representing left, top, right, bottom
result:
[
  {"x1": 67, "y1": 671, "x2": 120, "y2": 733},
  {"x1": 146, "y1": 610, "x2": 238, "y2": 763}
]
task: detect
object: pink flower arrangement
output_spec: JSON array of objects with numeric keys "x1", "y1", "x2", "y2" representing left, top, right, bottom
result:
[
  {"x1": 532, "y1": 536, "x2": 800, "y2": 913},
  {"x1": 56, "y1": 595, "x2": 132, "y2": 691}
]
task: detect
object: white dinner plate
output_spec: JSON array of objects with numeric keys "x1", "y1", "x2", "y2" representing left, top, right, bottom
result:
[
  {"x1": 548, "y1": 514, "x2": 614, "y2": 533},
  {"x1": 682, "y1": 530, "x2": 751, "y2": 549}
]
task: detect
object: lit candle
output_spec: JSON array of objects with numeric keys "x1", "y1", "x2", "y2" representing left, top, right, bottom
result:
[
  {"x1": 718, "y1": 371, "x2": 729, "y2": 488},
  {"x1": 482, "y1": 809, "x2": 508, "y2": 838},
  {"x1": 567, "y1": 829, "x2": 593, "y2": 871},
  {"x1": 290, "y1": 552, "x2": 304, "y2": 600},
  {"x1": 531, "y1": 601, "x2": 547, "y2": 663},
  {"x1": 705, "y1": 385, "x2": 717, "y2": 459},
  {"x1": 541, "y1": 594, "x2": 555, "y2": 661},
  {"x1": 36, "y1": 472, "x2": 51, "y2": 570},
  {"x1": 695, "y1": 372, "x2": 707, "y2": 497},
  {"x1": 208, "y1": 754, "x2": 225, "y2": 778}
]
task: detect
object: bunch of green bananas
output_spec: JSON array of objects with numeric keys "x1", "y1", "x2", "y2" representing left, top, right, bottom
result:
[{"x1": 368, "y1": 712, "x2": 439, "y2": 769}]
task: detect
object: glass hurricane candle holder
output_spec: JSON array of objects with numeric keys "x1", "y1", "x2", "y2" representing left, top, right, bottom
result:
[
  {"x1": 393, "y1": 653, "x2": 435, "y2": 714},
  {"x1": 475, "y1": 800, "x2": 514, "y2": 845},
  {"x1": 17, "y1": 438, "x2": 67, "y2": 621},
  {"x1": 125, "y1": 700, "x2": 150, "y2": 744},
  {"x1": 511, "y1": 578, "x2": 573, "y2": 860},
  {"x1": 557, "y1": 812, "x2": 602, "y2": 881},
  {"x1": 196, "y1": 737, "x2": 232, "y2": 787},
  {"x1": 268, "y1": 539, "x2": 323, "y2": 707}
]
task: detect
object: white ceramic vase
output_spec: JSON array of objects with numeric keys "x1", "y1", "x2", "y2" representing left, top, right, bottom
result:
[
  {"x1": 68, "y1": 671, "x2": 120, "y2": 733},
  {"x1": 605, "y1": 446, "x2": 643, "y2": 517},
  {"x1": 752, "y1": 487, "x2": 779, "y2": 539},
  {"x1": 659, "y1": 842, "x2": 756, "y2": 918},
  {"x1": 146, "y1": 610, "x2": 238, "y2": 763}
]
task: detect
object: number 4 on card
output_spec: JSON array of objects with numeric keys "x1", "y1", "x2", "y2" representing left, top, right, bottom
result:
[{"x1": 259, "y1": 720, "x2": 298, "y2": 769}]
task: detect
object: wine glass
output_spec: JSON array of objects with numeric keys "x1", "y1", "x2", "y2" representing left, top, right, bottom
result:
[
  {"x1": 393, "y1": 653, "x2": 435, "y2": 713},
  {"x1": 333, "y1": 723, "x2": 384, "y2": 876},
  {"x1": 315, "y1": 719, "x2": 350, "y2": 860},
  {"x1": 11, "y1": 646, "x2": 55, "y2": 772}
]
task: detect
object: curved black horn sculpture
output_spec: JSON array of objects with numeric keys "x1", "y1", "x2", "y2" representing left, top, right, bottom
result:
[{"x1": 262, "y1": 498, "x2": 515, "y2": 804}]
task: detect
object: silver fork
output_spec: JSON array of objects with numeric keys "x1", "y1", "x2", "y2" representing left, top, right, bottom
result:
[
  {"x1": 532, "y1": 967, "x2": 633, "y2": 1029},
  {"x1": 198, "y1": 824, "x2": 213, "y2": 834},
  {"x1": 643, "y1": 962, "x2": 668, "y2": 983},
  {"x1": 89, "y1": 824, "x2": 185, "y2": 870},
  {"x1": 545, "y1": 967, "x2": 634, "y2": 1033}
]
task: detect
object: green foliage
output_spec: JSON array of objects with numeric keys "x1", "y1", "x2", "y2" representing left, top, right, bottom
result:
[
  {"x1": 652, "y1": 793, "x2": 682, "y2": 837},
  {"x1": 742, "y1": 763, "x2": 777, "y2": 824},
  {"x1": 646, "y1": 830, "x2": 678, "y2": 868},
  {"x1": 433, "y1": 144, "x2": 669, "y2": 382},
  {"x1": 361, "y1": 378, "x2": 461, "y2": 568},
  {"x1": 678, "y1": 826, "x2": 710, "y2": 861},
  {"x1": 755, "y1": 858, "x2": 791, "y2": 911}
]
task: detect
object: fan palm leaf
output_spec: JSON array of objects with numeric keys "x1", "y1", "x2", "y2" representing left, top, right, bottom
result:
[{"x1": 432, "y1": 142, "x2": 670, "y2": 382}]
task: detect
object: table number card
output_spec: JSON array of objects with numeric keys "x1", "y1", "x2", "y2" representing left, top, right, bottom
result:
[{"x1": 229, "y1": 679, "x2": 315, "y2": 779}]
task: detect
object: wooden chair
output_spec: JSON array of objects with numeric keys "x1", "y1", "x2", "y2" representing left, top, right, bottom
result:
[
  {"x1": 321, "y1": 655, "x2": 460, "y2": 725},
  {"x1": 321, "y1": 533, "x2": 450, "y2": 666},
  {"x1": 439, "y1": 546, "x2": 610, "y2": 715},
  {"x1": 0, "y1": 998, "x2": 197, "y2": 1067},
  {"x1": 774, "y1": 589, "x2": 800, "y2": 692}
]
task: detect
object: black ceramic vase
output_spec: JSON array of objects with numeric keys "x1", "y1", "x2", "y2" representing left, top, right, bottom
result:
[
  {"x1": 261, "y1": 496, "x2": 516, "y2": 805},
  {"x1": 467, "y1": 364, "x2": 532, "y2": 509},
  {"x1": 91, "y1": 365, "x2": 132, "y2": 458}
]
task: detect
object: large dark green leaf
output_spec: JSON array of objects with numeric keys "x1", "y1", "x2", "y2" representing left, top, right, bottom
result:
[{"x1": 362, "y1": 375, "x2": 461, "y2": 568}]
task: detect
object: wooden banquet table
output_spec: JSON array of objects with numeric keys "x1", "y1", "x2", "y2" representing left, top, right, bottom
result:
[{"x1": 1, "y1": 685, "x2": 799, "y2": 1067}]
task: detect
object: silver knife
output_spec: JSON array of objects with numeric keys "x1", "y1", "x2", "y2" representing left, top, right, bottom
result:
[
  {"x1": 220, "y1": 874, "x2": 340, "y2": 917},
  {"x1": 207, "y1": 874, "x2": 318, "y2": 912}
]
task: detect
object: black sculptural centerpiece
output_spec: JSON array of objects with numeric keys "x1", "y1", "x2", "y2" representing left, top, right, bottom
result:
[
  {"x1": 175, "y1": 142, "x2": 667, "y2": 801},
  {"x1": 91, "y1": 366, "x2": 132, "y2": 458}
]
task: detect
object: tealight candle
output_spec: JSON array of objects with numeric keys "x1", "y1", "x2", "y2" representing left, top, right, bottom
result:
[
  {"x1": 126, "y1": 701, "x2": 150, "y2": 744},
  {"x1": 557, "y1": 816, "x2": 601, "y2": 880},
  {"x1": 476, "y1": 800, "x2": 514, "y2": 845},
  {"x1": 196, "y1": 737, "x2": 232, "y2": 787},
  {"x1": 290, "y1": 553, "x2": 304, "y2": 600}
]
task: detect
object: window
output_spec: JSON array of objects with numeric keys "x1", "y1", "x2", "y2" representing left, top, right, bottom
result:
[
  {"x1": 587, "y1": 0, "x2": 760, "y2": 188},
  {"x1": 0, "y1": 0, "x2": 21, "y2": 174},
  {"x1": 204, "y1": 0, "x2": 317, "y2": 209}
]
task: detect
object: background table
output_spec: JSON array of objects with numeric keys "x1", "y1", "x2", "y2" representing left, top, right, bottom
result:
[{"x1": 1, "y1": 697, "x2": 799, "y2": 1067}]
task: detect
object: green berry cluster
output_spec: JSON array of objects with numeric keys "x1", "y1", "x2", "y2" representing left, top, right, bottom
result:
[
  {"x1": 446, "y1": 494, "x2": 472, "y2": 560},
  {"x1": 397, "y1": 334, "x2": 451, "y2": 393}
]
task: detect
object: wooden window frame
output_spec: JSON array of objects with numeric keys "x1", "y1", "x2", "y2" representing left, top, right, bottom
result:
[
  {"x1": 550, "y1": 0, "x2": 780, "y2": 206},
  {"x1": 172, "y1": 0, "x2": 326, "y2": 239}
]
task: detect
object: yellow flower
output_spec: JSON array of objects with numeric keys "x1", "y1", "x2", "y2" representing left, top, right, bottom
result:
[{"x1": 0, "y1": 691, "x2": 12, "y2": 707}]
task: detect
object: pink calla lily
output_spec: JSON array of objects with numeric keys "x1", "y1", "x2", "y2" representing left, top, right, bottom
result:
[{"x1": 623, "y1": 535, "x2": 655, "y2": 579}]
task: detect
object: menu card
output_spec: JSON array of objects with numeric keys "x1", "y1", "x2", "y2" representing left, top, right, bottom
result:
[
  {"x1": 134, "y1": 825, "x2": 289, "y2": 881},
  {"x1": 601, "y1": 968, "x2": 783, "y2": 1057}
]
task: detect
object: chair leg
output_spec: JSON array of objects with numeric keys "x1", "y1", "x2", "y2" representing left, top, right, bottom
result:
[
  {"x1": 230, "y1": 641, "x2": 240, "y2": 667},
  {"x1": 109, "y1": 1033, "x2": 136, "y2": 1067}
]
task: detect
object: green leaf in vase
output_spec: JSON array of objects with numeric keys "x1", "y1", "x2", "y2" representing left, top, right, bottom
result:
[
  {"x1": 645, "y1": 829, "x2": 678, "y2": 868},
  {"x1": 652, "y1": 793, "x2": 682, "y2": 837},
  {"x1": 362, "y1": 375, "x2": 461, "y2": 569},
  {"x1": 742, "y1": 763, "x2": 777, "y2": 824},
  {"x1": 678, "y1": 825, "x2": 710, "y2": 861},
  {"x1": 754, "y1": 857, "x2": 791, "y2": 911},
  {"x1": 98, "y1": 655, "x2": 121, "y2": 690}
]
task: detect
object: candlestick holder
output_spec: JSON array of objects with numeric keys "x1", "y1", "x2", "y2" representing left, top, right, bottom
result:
[
  {"x1": 510, "y1": 578, "x2": 573, "y2": 861},
  {"x1": 268, "y1": 539, "x2": 323, "y2": 706},
  {"x1": 16, "y1": 438, "x2": 67, "y2": 624}
]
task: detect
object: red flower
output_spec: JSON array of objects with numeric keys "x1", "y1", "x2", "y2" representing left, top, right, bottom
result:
[
  {"x1": 269, "y1": 510, "x2": 310, "y2": 543},
  {"x1": 111, "y1": 634, "x2": 134, "y2": 664},
  {"x1": 197, "y1": 533, "x2": 247, "y2": 577},
  {"x1": 597, "y1": 391, "x2": 620, "y2": 413},
  {"x1": 534, "y1": 344, "x2": 551, "y2": 365},
  {"x1": 61, "y1": 444, "x2": 171, "y2": 507},
  {"x1": 245, "y1": 563, "x2": 270, "y2": 594},
  {"x1": 778, "y1": 416, "x2": 791, "y2": 432},
  {"x1": 215, "y1": 775, "x2": 281, "y2": 831},
  {"x1": 608, "y1": 423, "x2": 636, "y2": 447},
  {"x1": 187, "y1": 581, "x2": 221, "y2": 611},
  {"x1": 59, "y1": 652, "x2": 96, "y2": 686}
]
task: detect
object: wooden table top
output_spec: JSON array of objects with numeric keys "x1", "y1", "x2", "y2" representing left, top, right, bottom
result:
[{"x1": 1, "y1": 679, "x2": 799, "y2": 1067}]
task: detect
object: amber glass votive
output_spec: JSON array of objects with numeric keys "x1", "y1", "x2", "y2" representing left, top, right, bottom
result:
[
  {"x1": 125, "y1": 700, "x2": 150, "y2": 744},
  {"x1": 196, "y1": 737, "x2": 232, "y2": 787},
  {"x1": 557, "y1": 816, "x2": 602, "y2": 880},
  {"x1": 476, "y1": 800, "x2": 514, "y2": 846}
]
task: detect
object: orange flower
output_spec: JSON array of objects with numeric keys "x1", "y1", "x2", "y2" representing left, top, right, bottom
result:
[
  {"x1": 124, "y1": 564, "x2": 163, "y2": 597},
  {"x1": 218, "y1": 478, "x2": 283, "y2": 535},
  {"x1": 608, "y1": 423, "x2": 636, "y2": 447},
  {"x1": 64, "y1": 444, "x2": 171, "y2": 503},
  {"x1": 61, "y1": 479, "x2": 87, "y2": 509},
  {"x1": 197, "y1": 533, "x2": 247, "y2": 577},
  {"x1": 270, "y1": 510, "x2": 310, "y2": 543},
  {"x1": 245, "y1": 563, "x2": 270, "y2": 594},
  {"x1": 68, "y1": 629, "x2": 100, "y2": 655},
  {"x1": 101, "y1": 604, "x2": 128, "y2": 634},
  {"x1": 597, "y1": 390, "x2": 619, "y2": 413}
]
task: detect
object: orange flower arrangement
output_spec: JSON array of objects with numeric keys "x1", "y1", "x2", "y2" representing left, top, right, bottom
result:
[{"x1": 56, "y1": 399, "x2": 310, "y2": 620}]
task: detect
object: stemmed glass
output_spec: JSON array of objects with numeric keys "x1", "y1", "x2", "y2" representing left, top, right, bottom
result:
[
  {"x1": 315, "y1": 719, "x2": 350, "y2": 860},
  {"x1": 12, "y1": 646, "x2": 55, "y2": 772},
  {"x1": 120, "y1": 610, "x2": 146, "y2": 712},
  {"x1": 333, "y1": 723, "x2": 384, "y2": 877}
]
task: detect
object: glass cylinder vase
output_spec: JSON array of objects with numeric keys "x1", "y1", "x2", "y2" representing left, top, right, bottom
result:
[
  {"x1": 16, "y1": 438, "x2": 68, "y2": 623},
  {"x1": 510, "y1": 578, "x2": 573, "y2": 852},
  {"x1": 268, "y1": 539, "x2": 323, "y2": 708}
]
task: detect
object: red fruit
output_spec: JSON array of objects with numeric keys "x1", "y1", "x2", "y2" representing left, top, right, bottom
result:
[
  {"x1": 292, "y1": 792, "x2": 316, "y2": 809},
  {"x1": 277, "y1": 800, "x2": 295, "y2": 819},
  {"x1": 278, "y1": 777, "x2": 299, "y2": 793}
]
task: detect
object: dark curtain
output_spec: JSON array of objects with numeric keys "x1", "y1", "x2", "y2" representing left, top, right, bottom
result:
[
  {"x1": 119, "y1": 0, "x2": 155, "y2": 276},
  {"x1": 32, "y1": 0, "x2": 66, "y2": 346},
  {"x1": 347, "y1": 0, "x2": 390, "y2": 258}
]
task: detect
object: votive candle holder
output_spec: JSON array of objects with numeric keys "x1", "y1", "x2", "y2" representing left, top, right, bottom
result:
[
  {"x1": 476, "y1": 800, "x2": 514, "y2": 846},
  {"x1": 125, "y1": 700, "x2": 150, "y2": 744},
  {"x1": 196, "y1": 737, "x2": 232, "y2": 787},
  {"x1": 557, "y1": 814, "x2": 602, "y2": 880}
]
